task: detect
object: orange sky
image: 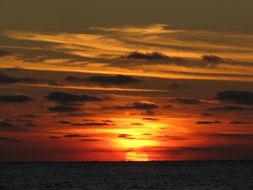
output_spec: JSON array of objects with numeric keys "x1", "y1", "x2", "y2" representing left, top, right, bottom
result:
[{"x1": 0, "y1": 1, "x2": 253, "y2": 161}]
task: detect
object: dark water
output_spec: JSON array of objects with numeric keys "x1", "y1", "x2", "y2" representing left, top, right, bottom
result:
[{"x1": 0, "y1": 161, "x2": 252, "y2": 190}]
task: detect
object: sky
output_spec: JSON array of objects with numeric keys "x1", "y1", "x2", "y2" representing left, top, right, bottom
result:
[{"x1": 0, "y1": 0, "x2": 252, "y2": 161}]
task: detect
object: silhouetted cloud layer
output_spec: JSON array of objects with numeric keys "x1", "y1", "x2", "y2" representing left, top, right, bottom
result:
[
  {"x1": 0, "y1": 73, "x2": 36, "y2": 84},
  {"x1": 169, "y1": 98, "x2": 201, "y2": 105},
  {"x1": 0, "y1": 50, "x2": 10, "y2": 57},
  {"x1": 167, "y1": 83, "x2": 182, "y2": 90},
  {"x1": 216, "y1": 90, "x2": 253, "y2": 105},
  {"x1": 48, "y1": 105, "x2": 80, "y2": 112},
  {"x1": 202, "y1": 55, "x2": 225, "y2": 63},
  {"x1": 63, "y1": 134, "x2": 86, "y2": 138},
  {"x1": 230, "y1": 121, "x2": 251, "y2": 125},
  {"x1": 0, "y1": 121, "x2": 14, "y2": 129},
  {"x1": 122, "y1": 51, "x2": 169, "y2": 60},
  {"x1": 46, "y1": 92, "x2": 102, "y2": 103},
  {"x1": 196, "y1": 120, "x2": 222, "y2": 125},
  {"x1": 0, "y1": 136, "x2": 20, "y2": 142},
  {"x1": 0, "y1": 95, "x2": 33, "y2": 103},
  {"x1": 86, "y1": 75, "x2": 142, "y2": 85},
  {"x1": 111, "y1": 102, "x2": 159, "y2": 110},
  {"x1": 208, "y1": 105, "x2": 250, "y2": 111}
]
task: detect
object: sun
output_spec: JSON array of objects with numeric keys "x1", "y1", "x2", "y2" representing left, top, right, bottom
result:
[{"x1": 125, "y1": 151, "x2": 149, "y2": 162}]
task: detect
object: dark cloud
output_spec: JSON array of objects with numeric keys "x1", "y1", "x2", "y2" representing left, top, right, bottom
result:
[
  {"x1": 0, "y1": 120, "x2": 35, "y2": 131},
  {"x1": 65, "y1": 75, "x2": 86, "y2": 83},
  {"x1": 202, "y1": 55, "x2": 225, "y2": 63},
  {"x1": 0, "y1": 50, "x2": 10, "y2": 57},
  {"x1": 196, "y1": 120, "x2": 222, "y2": 125},
  {"x1": 229, "y1": 121, "x2": 251, "y2": 125},
  {"x1": 118, "y1": 134, "x2": 129, "y2": 138},
  {"x1": 129, "y1": 102, "x2": 159, "y2": 110},
  {"x1": 12, "y1": 119, "x2": 32, "y2": 123},
  {"x1": 23, "y1": 122, "x2": 36, "y2": 128},
  {"x1": 80, "y1": 138, "x2": 101, "y2": 142},
  {"x1": 118, "y1": 134, "x2": 135, "y2": 139},
  {"x1": 59, "y1": 120, "x2": 72, "y2": 124},
  {"x1": 63, "y1": 134, "x2": 87, "y2": 138},
  {"x1": 86, "y1": 75, "x2": 142, "y2": 85},
  {"x1": 210, "y1": 133, "x2": 253, "y2": 140},
  {"x1": 46, "y1": 91, "x2": 102, "y2": 103},
  {"x1": 131, "y1": 122, "x2": 143, "y2": 126},
  {"x1": 0, "y1": 72, "x2": 37, "y2": 84},
  {"x1": 0, "y1": 121, "x2": 14, "y2": 129},
  {"x1": 102, "y1": 120, "x2": 113, "y2": 123},
  {"x1": 163, "y1": 104, "x2": 173, "y2": 109},
  {"x1": 108, "y1": 101, "x2": 159, "y2": 111},
  {"x1": 201, "y1": 112, "x2": 214, "y2": 117},
  {"x1": 142, "y1": 109, "x2": 156, "y2": 116},
  {"x1": 167, "y1": 83, "x2": 183, "y2": 90},
  {"x1": 17, "y1": 114, "x2": 40, "y2": 118},
  {"x1": 49, "y1": 136, "x2": 61, "y2": 139},
  {"x1": 0, "y1": 136, "x2": 20, "y2": 143},
  {"x1": 208, "y1": 105, "x2": 251, "y2": 111},
  {"x1": 216, "y1": 90, "x2": 253, "y2": 105},
  {"x1": 121, "y1": 51, "x2": 182, "y2": 62},
  {"x1": 168, "y1": 144, "x2": 253, "y2": 159},
  {"x1": 169, "y1": 98, "x2": 201, "y2": 105},
  {"x1": 142, "y1": 117, "x2": 159, "y2": 121},
  {"x1": 156, "y1": 135, "x2": 188, "y2": 141},
  {"x1": 72, "y1": 122, "x2": 110, "y2": 127},
  {"x1": 0, "y1": 95, "x2": 33, "y2": 103},
  {"x1": 48, "y1": 105, "x2": 80, "y2": 112}
]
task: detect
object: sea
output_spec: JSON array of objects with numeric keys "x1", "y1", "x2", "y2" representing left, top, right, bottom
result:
[{"x1": 0, "y1": 161, "x2": 252, "y2": 190}]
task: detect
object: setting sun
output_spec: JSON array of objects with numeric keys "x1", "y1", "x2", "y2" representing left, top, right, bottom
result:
[{"x1": 125, "y1": 151, "x2": 149, "y2": 162}]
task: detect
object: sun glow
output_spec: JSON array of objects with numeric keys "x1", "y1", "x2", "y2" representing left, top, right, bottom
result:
[{"x1": 125, "y1": 151, "x2": 149, "y2": 162}]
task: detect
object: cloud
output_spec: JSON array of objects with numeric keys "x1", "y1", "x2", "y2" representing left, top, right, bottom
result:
[
  {"x1": 23, "y1": 122, "x2": 36, "y2": 128},
  {"x1": 0, "y1": 95, "x2": 33, "y2": 103},
  {"x1": 0, "y1": 120, "x2": 35, "y2": 131},
  {"x1": 48, "y1": 105, "x2": 80, "y2": 112},
  {"x1": 131, "y1": 123, "x2": 143, "y2": 126},
  {"x1": 0, "y1": 50, "x2": 10, "y2": 57},
  {"x1": 17, "y1": 114, "x2": 40, "y2": 118},
  {"x1": 0, "y1": 121, "x2": 14, "y2": 129},
  {"x1": 72, "y1": 122, "x2": 110, "y2": 127},
  {"x1": 80, "y1": 138, "x2": 101, "y2": 142},
  {"x1": 120, "y1": 51, "x2": 185, "y2": 63},
  {"x1": 118, "y1": 134, "x2": 135, "y2": 139},
  {"x1": 201, "y1": 112, "x2": 214, "y2": 117},
  {"x1": 0, "y1": 72, "x2": 37, "y2": 84},
  {"x1": 65, "y1": 75, "x2": 86, "y2": 83},
  {"x1": 196, "y1": 120, "x2": 222, "y2": 125},
  {"x1": 142, "y1": 117, "x2": 159, "y2": 121},
  {"x1": 216, "y1": 90, "x2": 253, "y2": 105},
  {"x1": 0, "y1": 136, "x2": 20, "y2": 143},
  {"x1": 121, "y1": 51, "x2": 170, "y2": 61},
  {"x1": 49, "y1": 136, "x2": 61, "y2": 139},
  {"x1": 210, "y1": 133, "x2": 253, "y2": 140},
  {"x1": 202, "y1": 55, "x2": 225, "y2": 63},
  {"x1": 169, "y1": 98, "x2": 201, "y2": 105},
  {"x1": 131, "y1": 102, "x2": 159, "y2": 110},
  {"x1": 229, "y1": 121, "x2": 251, "y2": 125},
  {"x1": 114, "y1": 102, "x2": 159, "y2": 110},
  {"x1": 63, "y1": 134, "x2": 87, "y2": 138},
  {"x1": 168, "y1": 144, "x2": 253, "y2": 158},
  {"x1": 85, "y1": 75, "x2": 142, "y2": 85},
  {"x1": 46, "y1": 91, "x2": 102, "y2": 103},
  {"x1": 167, "y1": 83, "x2": 182, "y2": 90},
  {"x1": 208, "y1": 105, "x2": 251, "y2": 111},
  {"x1": 58, "y1": 120, "x2": 72, "y2": 124}
]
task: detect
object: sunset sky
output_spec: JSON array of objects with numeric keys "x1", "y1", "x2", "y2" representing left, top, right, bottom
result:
[{"x1": 0, "y1": 0, "x2": 252, "y2": 161}]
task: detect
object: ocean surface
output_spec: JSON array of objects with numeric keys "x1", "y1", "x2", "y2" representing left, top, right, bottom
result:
[{"x1": 0, "y1": 161, "x2": 252, "y2": 190}]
